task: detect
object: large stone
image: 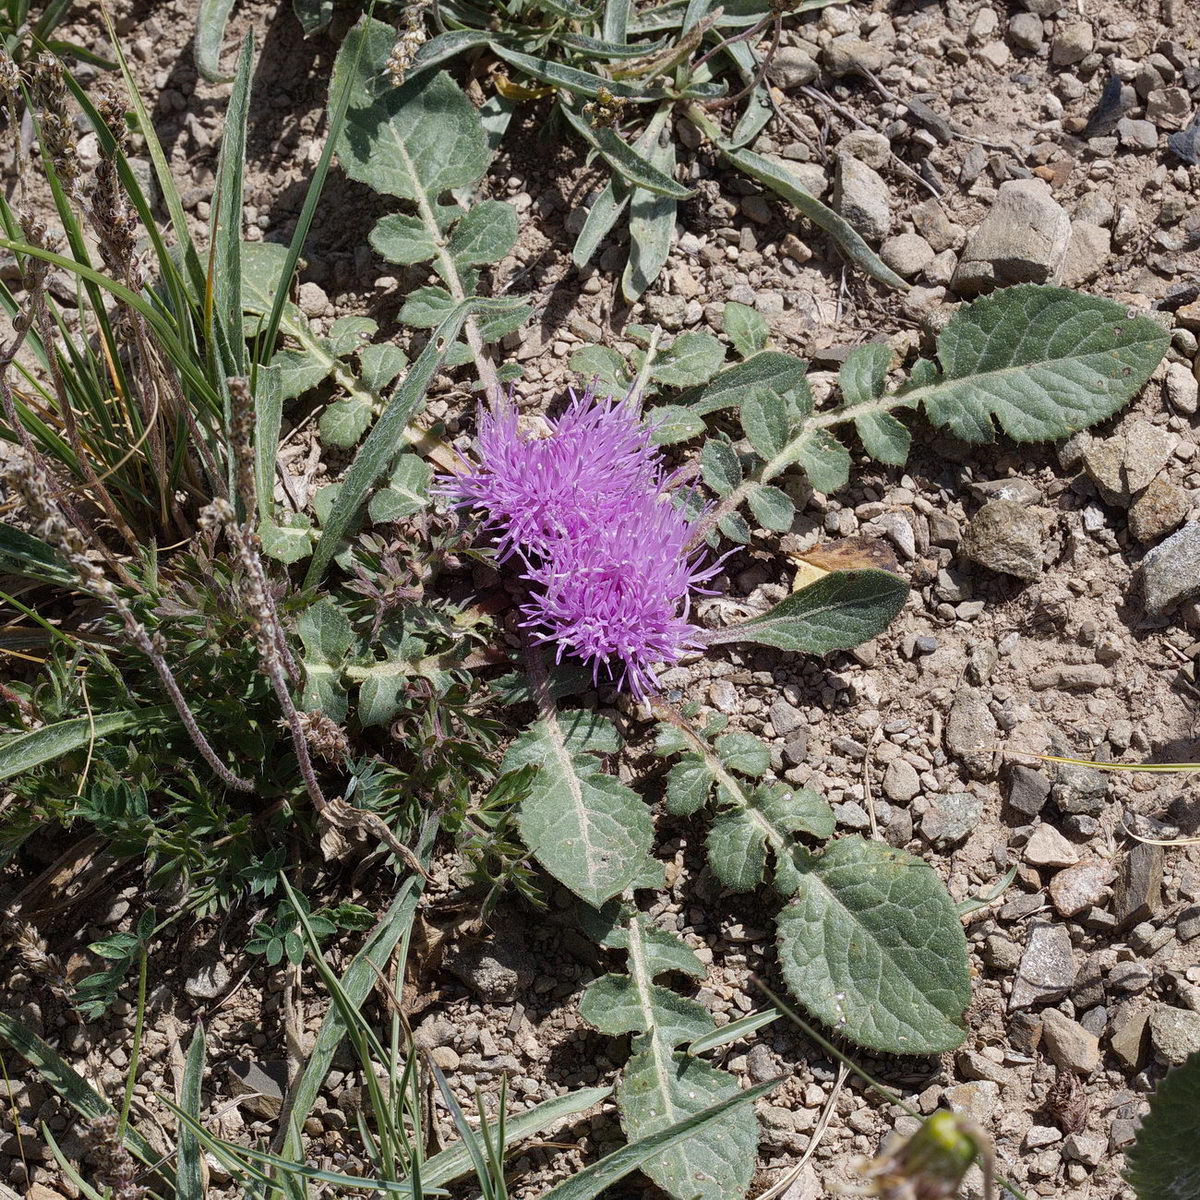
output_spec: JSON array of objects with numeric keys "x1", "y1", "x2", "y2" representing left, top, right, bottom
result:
[
  {"x1": 1113, "y1": 843, "x2": 1163, "y2": 928},
  {"x1": 1141, "y1": 521, "x2": 1200, "y2": 614},
  {"x1": 1024, "y1": 824, "x2": 1079, "y2": 868},
  {"x1": 919, "y1": 791, "x2": 985, "y2": 847},
  {"x1": 822, "y1": 36, "x2": 887, "y2": 76},
  {"x1": 833, "y1": 154, "x2": 892, "y2": 242},
  {"x1": 880, "y1": 232, "x2": 935, "y2": 278},
  {"x1": 1129, "y1": 478, "x2": 1189, "y2": 544},
  {"x1": 962, "y1": 499, "x2": 1045, "y2": 580},
  {"x1": 1060, "y1": 222, "x2": 1110, "y2": 287},
  {"x1": 1011, "y1": 921, "x2": 1077, "y2": 1009},
  {"x1": 1079, "y1": 418, "x2": 1177, "y2": 505},
  {"x1": 1149, "y1": 1005, "x2": 1200, "y2": 1064},
  {"x1": 1165, "y1": 361, "x2": 1199, "y2": 415},
  {"x1": 1007, "y1": 764, "x2": 1050, "y2": 815},
  {"x1": 1040, "y1": 1010, "x2": 1100, "y2": 1074},
  {"x1": 945, "y1": 690, "x2": 998, "y2": 779},
  {"x1": 767, "y1": 46, "x2": 819, "y2": 89},
  {"x1": 1050, "y1": 858, "x2": 1112, "y2": 917},
  {"x1": 1050, "y1": 21, "x2": 1094, "y2": 65},
  {"x1": 952, "y1": 179, "x2": 1071, "y2": 294},
  {"x1": 1108, "y1": 1002, "x2": 1150, "y2": 1069}
]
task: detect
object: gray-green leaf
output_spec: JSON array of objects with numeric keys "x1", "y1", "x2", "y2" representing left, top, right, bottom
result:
[
  {"x1": 702, "y1": 568, "x2": 908, "y2": 653},
  {"x1": 370, "y1": 212, "x2": 439, "y2": 266},
  {"x1": 505, "y1": 715, "x2": 658, "y2": 907},
  {"x1": 618, "y1": 1047, "x2": 757, "y2": 1200},
  {"x1": 747, "y1": 484, "x2": 795, "y2": 532},
  {"x1": 448, "y1": 200, "x2": 519, "y2": 267},
  {"x1": 368, "y1": 454, "x2": 433, "y2": 523},
  {"x1": 692, "y1": 352, "x2": 809, "y2": 416},
  {"x1": 917, "y1": 284, "x2": 1170, "y2": 443},
  {"x1": 777, "y1": 836, "x2": 971, "y2": 1054},
  {"x1": 646, "y1": 404, "x2": 706, "y2": 445},
  {"x1": 792, "y1": 428, "x2": 851, "y2": 494},
  {"x1": 741, "y1": 387, "x2": 791, "y2": 459},
  {"x1": 296, "y1": 599, "x2": 354, "y2": 722},
  {"x1": 723, "y1": 302, "x2": 769, "y2": 358},
  {"x1": 1125, "y1": 1051, "x2": 1200, "y2": 1200},
  {"x1": 700, "y1": 440, "x2": 742, "y2": 494},
  {"x1": 839, "y1": 342, "x2": 892, "y2": 405},
  {"x1": 651, "y1": 331, "x2": 725, "y2": 388}
]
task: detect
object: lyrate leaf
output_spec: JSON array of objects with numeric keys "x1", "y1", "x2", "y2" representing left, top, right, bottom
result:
[
  {"x1": 776, "y1": 836, "x2": 971, "y2": 1054},
  {"x1": 791, "y1": 428, "x2": 851, "y2": 494},
  {"x1": 915, "y1": 284, "x2": 1170, "y2": 443},
  {"x1": 296, "y1": 599, "x2": 354, "y2": 723},
  {"x1": 723, "y1": 301, "x2": 769, "y2": 358},
  {"x1": 1125, "y1": 1051, "x2": 1200, "y2": 1200},
  {"x1": 369, "y1": 212, "x2": 439, "y2": 265},
  {"x1": 336, "y1": 25, "x2": 489, "y2": 208},
  {"x1": 504, "y1": 712, "x2": 659, "y2": 907},
  {"x1": 747, "y1": 484, "x2": 795, "y2": 532},
  {"x1": 838, "y1": 342, "x2": 892, "y2": 405},
  {"x1": 699, "y1": 439, "x2": 742, "y2": 494},
  {"x1": 650, "y1": 332, "x2": 725, "y2": 388},
  {"x1": 701, "y1": 568, "x2": 908, "y2": 653},
  {"x1": 447, "y1": 199, "x2": 519, "y2": 267},
  {"x1": 854, "y1": 410, "x2": 912, "y2": 466},
  {"x1": 691, "y1": 352, "x2": 809, "y2": 416},
  {"x1": 740, "y1": 387, "x2": 792, "y2": 459}
]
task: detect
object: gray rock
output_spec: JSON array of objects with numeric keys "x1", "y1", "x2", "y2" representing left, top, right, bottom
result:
[
  {"x1": 1050, "y1": 859, "x2": 1112, "y2": 918},
  {"x1": 642, "y1": 293, "x2": 687, "y2": 331},
  {"x1": 1149, "y1": 1005, "x2": 1200, "y2": 1064},
  {"x1": 962, "y1": 499, "x2": 1045, "y2": 580},
  {"x1": 1024, "y1": 824, "x2": 1080, "y2": 868},
  {"x1": 911, "y1": 199, "x2": 964, "y2": 252},
  {"x1": 1060, "y1": 222, "x2": 1110, "y2": 287},
  {"x1": 1041, "y1": 1009, "x2": 1100, "y2": 1074},
  {"x1": 883, "y1": 759, "x2": 920, "y2": 802},
  {"x1": 924, "y1": 249, "x2": 957, "y2": 286},
  {"x1": 413, "y1": 1014, "x2": 458, "y2": 1049},
  {"x1": 185, "y1": 961, "x2": 231, "y2": 1001},
  {"x1": 919, "y1": 791, "x2": 985, "y2": 847},
  {"x1": 1080, "y1": 419, "x2": 1177, "y2": 505},
  {"x1": 836, "y1": 130, "x2": 891, "y2": 169},
  {"x1": 1007, "y1": 765, "x2": 1050, "y2": 816},
  {"x1": 1020, "y1": 0, "x2": 1061, "y2": 13},
  {"x1": 1008, "y1": 13, "x2": 1043, "y2": 52},
  {"x1": 1051, "y1": 758, "x2": 1109, "y2": 816},
  {"x1": 1117, "y1": 117, "x2": 1159, "y2": 151},
  {"x1": 1165, "y1": 361, "x2": 1199, "y2": 415},
  {"x1": 446, "y1": 944, "x2": 524, "y2": 1002},
  {"x1": 766, "y1": 46, "x2": 819, "y2": 89},
  {"x1": 1011, "y1": 922, "x2": 1077, "y2": 1009},
  {"x1": 1146, "y1": 86, "x2": 1190, "y2": 129},
  {"x1": 1178, "y1": 904, "x2": 1200, "y2": 942},
  {"x1": 1113, "y1": 843, "x2": 1163, "y2": 929},
  {"x1": 952, "y1": 179, "x2": 1070, "y2": 294},
  {"x1": 833, "y1": 155, "x2": 892, "y2": 242},
  {"x1": 769, "y1": 699, "x2": 804, "y2": 736},
  {"x1": 1109, "y1": 1002, "x2": 1150, "y2": 1069},
  {"x1": 227, "y1": 1060, "x2": 288, "y2": 1119},
  {"x1": 1050, "y1": 21, "x2": 1093, "y2": 65},
  {"x1": 1063, "y1": 1133, "x2": 1106, "y2": 1166},
  {"x1": 969, "y1": 477, "x2": 1042, "y2": 506},
  {"x1": 944, "y1": 1080, "x2": 1000, "y2": 1125},
  {"x1": 1142, "y1": 522, "x2": 1200, "y2": 614},
  {"x1": 880, "y1": 232, "x2": 935, "y2": 278},
  {"x1": 1129, "y1": 478, "x2": 1189, "y2": 544},
  {"x1": 945, "y1": 689, "x2": 998, "y2": 778},
  {"x1": 822, "y1": 36, "x2": 887, "y2": 76}
]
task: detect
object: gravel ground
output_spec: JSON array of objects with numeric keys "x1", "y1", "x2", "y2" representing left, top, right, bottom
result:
[{"x1": 3, "y1": 2, "x2": 1200, "y2": 1199}]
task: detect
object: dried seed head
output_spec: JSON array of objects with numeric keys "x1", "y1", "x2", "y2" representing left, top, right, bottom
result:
[
  {"x1": 89, "y1": 87, "x2": 142, "y2": 288},
  {"x1": 84, "y1": 1114, "x2": 146, "y2": 1200},
  {"x1": 0, "y1": 47, "x2": 21, "y2": 127},
  {"x1": 295, "y1": 710, "x2": 351, "y2": 762},
  {"x1": 228, "y1": 376, "x2": 256, "y2": 517},
  {"x1": 30, "y1": 54, "x2": 81, "y2": 200},
  {"x1": 386, "y1": 3, "x2": 429, "y2": 87}
]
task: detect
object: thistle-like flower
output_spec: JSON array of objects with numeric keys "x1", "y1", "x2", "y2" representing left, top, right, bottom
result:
[
  {"x1": 521, "y1": 487, "x2": 718, "y2": 697},
  {"x1": 443, "y1": 388, "x2": 714, "y2": 697},
  {"x1": 444, "y1": 388, "x2": 662, "y2": 560}
]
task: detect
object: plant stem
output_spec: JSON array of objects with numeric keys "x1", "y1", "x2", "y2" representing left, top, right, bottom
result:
[{"x1": 118, "y1": 941, "x2": 147, "y2": 1136}]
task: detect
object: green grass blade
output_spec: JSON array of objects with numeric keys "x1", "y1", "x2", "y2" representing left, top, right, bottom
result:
[
  {"x1": 686, "y1": 1009, "x2": 780, "y2": 1056},
  {"x1": 0, "y1": 709, "x2": 168, "y2": 782},
  {"x1": 274, "y1": 821, "x2": 437, "y2": 1157},
  {"x1": 211, "y1": 30, "x2": 253, "y2": 381},
  {"x1": 177, "y1": 1024, "x2": 206, "y2": 1200},
  {"x1": 430, "y1": 1066, "x2": 493, "y2": 1193},
  {"x1": 0, "y1": 1014, "x2": 160, "y2": 1167},
  {"x1": 538, "y1": 1078, "x2": 781, "y2": 1200},
  {"x1": 303, "y1": 304, "x2": 470, "y2": 586},
  {"x1": 196, "y1": 0, "x2": 239, "y2": 81},
  {"x1": 254, "y1": 363, "x2": 283, "y2": 523},
  {"x1": 421, "y1": 1086, "x2": 612, "y2": 1187}
]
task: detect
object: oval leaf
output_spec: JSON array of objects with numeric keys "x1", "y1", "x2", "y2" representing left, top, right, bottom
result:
[{"x1": 777, "y1": 836, "x2": 971, "y2": 1054}]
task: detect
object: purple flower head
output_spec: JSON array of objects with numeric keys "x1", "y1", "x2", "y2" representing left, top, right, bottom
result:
[
  {"x1": 440, "y1": 385, "x2": 716, "y2": 697},
  {"x1": 520, "y1": 488, "x2": 719, "y2": 699},
  {"x1": 442, "y1": 387, "x2": 661, "y2": 560}
]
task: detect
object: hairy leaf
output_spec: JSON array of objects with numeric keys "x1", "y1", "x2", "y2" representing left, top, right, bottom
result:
[
  {"x1": 296, "y1": 599, "x2": 354, "y2": 722},
  {"x1": 916, "y1": 285, "x2": 1170, "y2": 443},
  {"x1": 623, "y1": 114, "x2": 677, "y2": 302},
  {"x1": 777, "y1": 836, "x2": 971, "y2": 1054},
  {"x1": 505, "y1": 714, "x2": 658, "y2": 906},
  {"x1": 723, "y1": 302, "x2": 769, "y2": 358},
  {"x1": 702, "y1": 568, "x2": 908, "y2": 653},
  {"x1": 0, "y1": 711, "x2": 165, "y2": 783},
  {"x1": 700, "y1": 440, "x2": 742, "y2": 494},
  {"x1": 691, "y1": 352, "x2": 809, "y2": 416},
  {"x1": 1125, "y1": 1051, "x2": 1200, "y2": 1200},
  {"x1": 448, "y1": 200, "x2": 519, "y2": 267},
  {"x1": 651, "y1": 332, "x2": 725, "y2": 388}
]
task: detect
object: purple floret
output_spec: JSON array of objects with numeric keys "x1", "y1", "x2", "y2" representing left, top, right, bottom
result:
[
  {"x1": 443, "y1": 388, "x2": 661, "y2": 560},
  {"x1": 441, "y1": 387, "x2": 715, "y2": 696}
]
